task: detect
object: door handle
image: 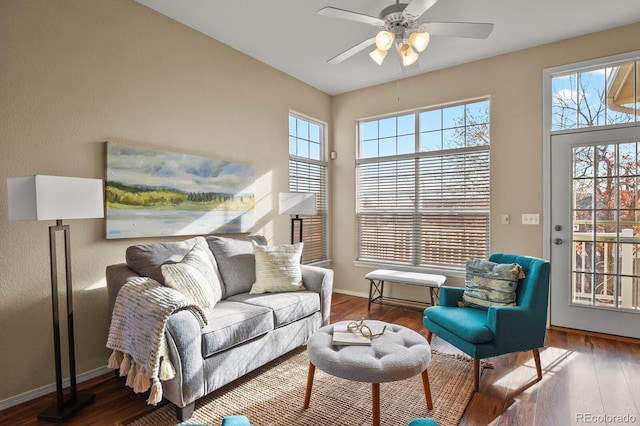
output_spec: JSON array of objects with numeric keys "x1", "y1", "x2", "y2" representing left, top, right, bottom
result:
[{"x1": 554, "y1": 238, "x2": 563, "y2": 245}]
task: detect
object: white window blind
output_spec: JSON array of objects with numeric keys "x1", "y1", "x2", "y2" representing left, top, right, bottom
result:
[
  {"x1": 289, "y1": 114, "x2": 328, "y2": 264},
  {"x1": 357, "y1": 100, "x2": 490, "y2": 270}
]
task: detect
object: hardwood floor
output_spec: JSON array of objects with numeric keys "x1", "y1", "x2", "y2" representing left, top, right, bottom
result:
[{"x1": 2, "y1": 293, "x2": 639, "y2": 425}]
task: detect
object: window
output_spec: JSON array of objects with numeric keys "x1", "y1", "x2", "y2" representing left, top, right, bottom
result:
[
  {"x1": 552, "y1": 60, "x2": 639, "y2": 131},
  {"x1": 288, "y1": 113, "x2": 328, "y2": 264},
  {"x1": 357, "y1": 99, "x2": 490, "y2": 272}
]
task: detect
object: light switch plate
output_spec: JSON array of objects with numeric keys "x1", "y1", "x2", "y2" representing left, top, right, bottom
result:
[{"x1": 522, "y1": 213, "x2": 540, "y2": 225}]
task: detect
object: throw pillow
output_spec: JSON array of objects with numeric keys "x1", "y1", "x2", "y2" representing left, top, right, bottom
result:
[
  {"x1": 206, "y1": 235, "x2": 267, "y2": 297},
  {"x1": 126, "y1": 236, "x2": 201, "y2": 284},
  {"x1": 462, "y1": 259, "x2": 524, "y2": 309},
  {"x1": 250, "y1": 242, "x2": 305, "y2": 294},
  {"x1": 161, "y1": 239, "x2": 223, "y2": 310}
]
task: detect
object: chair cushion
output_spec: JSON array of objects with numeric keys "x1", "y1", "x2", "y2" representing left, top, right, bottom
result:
[
  {"x1": 424, "y1": 305, "x2": 493, "y2": 343},
  {"x1": 250, "y1": 242, "x2": 305, "y2": 294},
  {"x1": 206, "y1": 235, "x2": 267, "y2": 297},
  {"x1": 462, "y1": 259, "x2": 522, "y2": 309},
  {"x1": 227, "y1": 291, "x2": 320, "y2": 328},
  {"x1": 201, "y1": 300, "x2": 273, "y2": 357},
  {"x1": 161, "y1": 239, "x2": 223, "y2": 310}
]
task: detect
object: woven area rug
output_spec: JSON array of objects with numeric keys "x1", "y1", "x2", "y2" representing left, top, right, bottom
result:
[{"x1": 129, "y1": 347, "x2": 489, "y2": 426}]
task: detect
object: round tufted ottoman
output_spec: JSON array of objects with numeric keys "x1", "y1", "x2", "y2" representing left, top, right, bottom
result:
[{"x1": 303, "y1": 320, "x2": 433, "y2": 426}]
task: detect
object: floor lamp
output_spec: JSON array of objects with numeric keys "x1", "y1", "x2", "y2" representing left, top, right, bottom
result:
[
  {"x1": 7, "y1": 175, "x2": 104, "y2": 422},
  {"x1": 279, "y1": 192, "x2": 317, "y2": 244}
]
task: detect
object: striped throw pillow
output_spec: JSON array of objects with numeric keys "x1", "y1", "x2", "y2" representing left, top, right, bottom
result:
[
  {"x1": 161, "y1": 238, "x2": 222, "y2": 310},
  {"x1": 250, "y1": 242, "x2": 305, "y2": 294}
]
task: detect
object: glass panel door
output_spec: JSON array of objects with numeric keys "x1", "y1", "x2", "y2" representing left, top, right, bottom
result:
[{"x1": 550, "y1": 125, "x2": 640, "y2": 338}]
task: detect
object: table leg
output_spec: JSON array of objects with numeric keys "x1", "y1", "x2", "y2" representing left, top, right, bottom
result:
[
  {"x1": 303, "y1": 362, "x2": 316, "y2": 409},
  {"x1": 371, "y1": 382, "x2": 380, "y2": 426},
  {"x1": 421, "y1": 369, "x2": 433, "y2": 409}
]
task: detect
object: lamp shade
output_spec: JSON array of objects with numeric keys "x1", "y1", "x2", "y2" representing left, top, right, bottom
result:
[
  {"x1": 399, "y1": 44, "x2": 419, "y2": 66},
  {"x1": 369, "y1": 48, "x2": 388, "y2": 65},
  {"x1": 375, "y1": 31, "x2": 395, "y2": 51},
  {"x1": 279, "y1": 192, "x2": 317, "y2": 216},
  {"x1": 409, "y1": 31, "x2": 430, "y2": 52},
  {"x1": 8, "y1": 175, "x2": 104, "y2": 221}
]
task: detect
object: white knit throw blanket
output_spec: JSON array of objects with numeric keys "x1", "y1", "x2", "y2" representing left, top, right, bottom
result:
[{"x1": 106, "y1": 276, "x2": 208, "y2": 405}]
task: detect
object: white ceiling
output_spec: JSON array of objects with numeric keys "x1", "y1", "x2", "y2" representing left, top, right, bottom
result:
[{"x1": 134, "y1": 0, "x2": 640, "y2": 96}]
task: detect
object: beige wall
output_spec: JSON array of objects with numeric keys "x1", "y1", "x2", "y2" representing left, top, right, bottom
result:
[
  {"x1": 330, "y1": 23, "x2": 640, "y2": 300},
  {"x1": 1, "y1": 0, "x2": 639, "y2": 406},
  {"x1": 0, "y1": 0, "x2": 330, "y2": 402}
]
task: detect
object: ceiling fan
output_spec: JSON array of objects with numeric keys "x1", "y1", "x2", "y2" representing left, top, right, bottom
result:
[{"x1": 318, "y1": 0, "x2": 494, "y2": 66}]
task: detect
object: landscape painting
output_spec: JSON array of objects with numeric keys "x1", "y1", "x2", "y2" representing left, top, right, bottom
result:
[{"x1": 105, "y1": 142, "x2": 255, "y2": 239}]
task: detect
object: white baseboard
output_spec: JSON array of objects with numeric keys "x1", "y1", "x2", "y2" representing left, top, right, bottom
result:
[
  {"x1": 333, "y1": 288, "x2": 368, "y2": 299},
  {"x1": 0, "y1": 365, "x2": 110, "y2": 412}
]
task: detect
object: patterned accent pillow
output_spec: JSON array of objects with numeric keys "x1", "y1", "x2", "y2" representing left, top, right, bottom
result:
[
  {"x1": 462, "y1": 259, "x2": 523, "y2": 309},
  {"x1": 249, "y1": 242, "x2": 306, "y2": 294},
  {"x1": 161, "y1": 239, "x2": 223, "y2": 310}
]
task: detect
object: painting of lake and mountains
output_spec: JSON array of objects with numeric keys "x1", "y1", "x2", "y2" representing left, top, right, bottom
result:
[{"x1": 105, "y1": 142, "x2": 255, "y2": 239}]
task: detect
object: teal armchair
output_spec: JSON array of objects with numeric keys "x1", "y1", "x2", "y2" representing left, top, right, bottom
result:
[{"x1": 423, "y1": 253, "x2": 550, "y2": 391}]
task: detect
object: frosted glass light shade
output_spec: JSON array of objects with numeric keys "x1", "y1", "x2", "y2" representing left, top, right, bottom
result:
[
  {"x1": 279, "y1": 192, "x2": 317, "y2": 216},
  {"x1": 399, "y1": 44, "x2": 419, "y2": 66},
  {"x1": 375, "y1": 31, "x2": 395, "y2": 51},
  {"x1": 369, "y1": 48, "x2": 388, "y2": 65},
  {"x1": 8, "y1": 175, "x2": 104, "y2": 221},
  {"x1": 409, "y1": 31, "x2": 430, "y2": 52}
]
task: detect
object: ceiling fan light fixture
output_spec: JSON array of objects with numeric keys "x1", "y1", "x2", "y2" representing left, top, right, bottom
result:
[
  {"x1": 375, "y1": 30, "x2": 395, "y2": 51},
  {"x1": 409, "y1": 31, "x2": 430, "y2": 52},
  {"x1": 369, "y1": 48, "x2": 388, "y2": 65},
  {"x1": 399, "y1": 43, "x2": 419, "y2": 66}
]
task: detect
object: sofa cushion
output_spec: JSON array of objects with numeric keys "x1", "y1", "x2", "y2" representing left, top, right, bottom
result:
[
  {"x1": 126, "y1": 236, "x2": 202, "y2": 285},
  {"x1": 227, "y1": 291, "x2": 320, "y2": 328},
  {"x1": 161, "y1": 239, "x2": 223, "y2": 310},
  {"x1": 462, "y1": 259, "x2": 522, "y2": 309},
  {"x1": 206, "y1": 235, "x2": 267, "y2": 297},
  {"x1": 250, "y1": 242, "x2": 305, "y2": 294},
  {"x1": 201, "y1": 300, "x2": 274, "y2": 357}
]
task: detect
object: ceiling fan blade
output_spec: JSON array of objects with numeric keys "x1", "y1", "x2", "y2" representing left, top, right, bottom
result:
[
  {"x1": 317, "y1": 7, "x2": 384, "y2": 26},
  {"x1": 327, "y1": 37, "x2": 376, "y2": 64},
  {"x1": 403, "y1": 0, "x2": 439, "y2": 21},
  {"x1": 418, "y1": 22, "x2": 494, "y2": 39}
]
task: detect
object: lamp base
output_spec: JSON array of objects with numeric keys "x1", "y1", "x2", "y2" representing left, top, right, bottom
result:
[{"x1": 37, "y1": 391, "x2": 95, "y2": 422}]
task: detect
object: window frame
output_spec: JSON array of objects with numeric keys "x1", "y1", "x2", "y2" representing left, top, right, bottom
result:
[
  {"x1": 355, "y1": 98, "x2": 491, "y2": 276},
  {"x1": 288, "y1": 112, "x2": 329, "y2": 265}
]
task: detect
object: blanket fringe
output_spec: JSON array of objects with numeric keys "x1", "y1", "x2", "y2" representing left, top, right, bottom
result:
[
  {"x1": 120, "y1": 353, "x2": 132, "y2": 376},
  {"x1": 159, "y1": 356, "x2": 176, "y2": 381},
  {"x1": 147, "y1": 380, "x2": 163, "y2": 405},
  {"x1": 108, "y1": 350, "x2": 123, "y2": 369},
  {"x1": 133, "y1": 365, "x2": 151, "y2": 394},
  {"x1": 125, "y1": 362, "x2": 137, "y2": 389}
]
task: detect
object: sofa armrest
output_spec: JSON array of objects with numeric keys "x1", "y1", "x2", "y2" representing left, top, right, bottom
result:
[
  {"x1": 106, "y1": 263, "x2": 140, "y2": 313},
  {"x1": 301, "y1": 264, "x2": 334, "y2": 326},
  {"x1": 439, "y1": 286, "x2": 465, "y2": 307},
  {"x1": 163, "y1": 310, "x2": 206, "y2": 407}
]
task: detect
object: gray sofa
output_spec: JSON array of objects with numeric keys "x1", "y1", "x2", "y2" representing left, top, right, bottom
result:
[{"x1": 106, "y1": 235, "x2": 333, "y2": 420}]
